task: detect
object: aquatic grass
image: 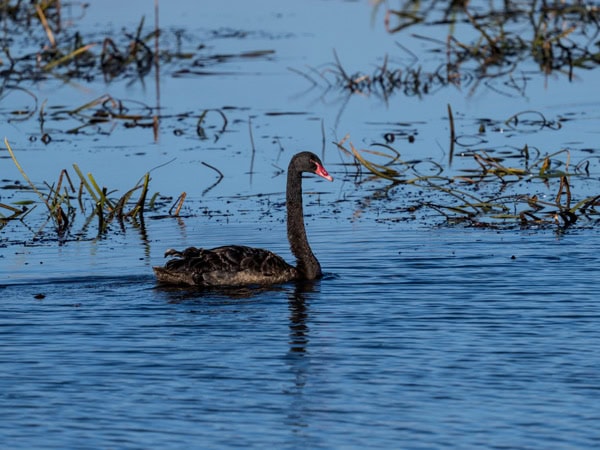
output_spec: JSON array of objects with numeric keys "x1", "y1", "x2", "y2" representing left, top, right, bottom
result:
[
  {"x1": 42, "y1": 43, "x2": 97, "y2": 72},
  {"x1": 168, "y1": 193, "x2": 187, "y2": 217},
  {"x1": 4, "y1": 87, "x2": 39, "y2": 124},
  {"x1": 99, "y1": 17, "x2": 155, "y2": 81},
  {"x1": 4, "y1": 138, "x2": 52, "y2": 208},
  {"x1": 197, "y1": 109, "x2": 228, "y2": 141},
  {"x1": 71, "y1": 164, "x2": 154, "y2": 234},
  {"x1": 200, "y1": 161, "x2": 224, "y2": 196},
  {"x1": 303, "y1": 2, "x2": 600, "y2": 99},
  {"x1": 338, "y1": 125, "x2": 599, "y2": 229},
  {"x1": 337, "y1": 135, "x2": 447, "y2": 186},
  {"x1": 1, "y1": 0, "x2": 277, "y2": 88},
  {"x1": 27, "y1": 94, "x2": 231, "y2": 141},
  {"x1": 34, "y1": 2, "x2": 57, "y2": 48},
  {"x1": 43, "y1": 168, "x2": 77, "y2": 235},
  {"x1": 0, "y1": 202, "x2": 32, "y2": 226},
  {"x1": 6, "y1": 138, "x2": 79, "y2": 235},
  {"x1": 0, "y1": 0, "x2": 266, "y2": 148},
  {"x1": 3, "y1": 138, "x2": 171, "y2": 240},
  {"x1": 336, "y1": 136, "x2": 405, "y2": 182}
]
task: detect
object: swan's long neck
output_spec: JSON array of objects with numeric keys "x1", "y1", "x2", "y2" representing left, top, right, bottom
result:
[{"x1": 287, "y1": 168, "x2": 322, "y2": 279}]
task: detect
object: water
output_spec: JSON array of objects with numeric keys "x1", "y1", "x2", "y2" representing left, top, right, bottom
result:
[
  {"x1": 2, "y1": 221, "x2": 600, "y2": 449},
  {"x1": 2, "y1": 0, "x2": 600, "y2": 448}
]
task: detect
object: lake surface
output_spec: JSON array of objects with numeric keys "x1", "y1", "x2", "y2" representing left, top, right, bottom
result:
[
  {"x1": 3, "y1": 221, "x2": 600, "y2": 449},
  {"x1": 2, "y1": 1, "x2": 600, "y2": 449},
  {"x1": 2, "y1": 221, "x2": 600, "y2": 449}
]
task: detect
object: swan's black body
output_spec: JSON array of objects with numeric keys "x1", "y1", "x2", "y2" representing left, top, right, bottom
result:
[{"x1": 153, "y1": 152, "x2": 333, "y2": 287}]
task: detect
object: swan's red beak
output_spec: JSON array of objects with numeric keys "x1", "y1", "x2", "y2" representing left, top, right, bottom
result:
[{"x1": 313, "y1": 161, "x2": 334, "y2": 182}]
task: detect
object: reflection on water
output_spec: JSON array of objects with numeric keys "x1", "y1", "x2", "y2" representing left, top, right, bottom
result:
[
  {"x1": 284, "y1": 283, "x2": 314, "y2": 440},
  {"x1": 288, "y1": 283, "x2": 312, "y2": 354}
]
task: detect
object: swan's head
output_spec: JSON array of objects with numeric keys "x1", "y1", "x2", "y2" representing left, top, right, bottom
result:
[{"x1": 292, "y1": 151, "x2": 334, "y2": 182}]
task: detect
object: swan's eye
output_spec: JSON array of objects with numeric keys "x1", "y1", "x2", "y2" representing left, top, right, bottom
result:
[{"x1": 311, "y1": 159, "x2": 334, "y2": 182}]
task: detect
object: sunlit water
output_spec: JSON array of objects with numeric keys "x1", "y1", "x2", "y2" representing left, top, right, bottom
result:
[{"x1": 2, "y1": 0, "x2": 600, "y2": 448}]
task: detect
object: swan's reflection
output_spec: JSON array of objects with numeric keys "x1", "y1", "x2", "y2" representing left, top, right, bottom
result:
[
  {"x1": 284, "y1": 280, "x2": 319, "y2": 435},
  {"x1": 153, "y1": 283, "x2": 289, "y2": 302},
  {"x1": 153, "y1": 278, "x2": 321, "y2": 443},
  {"x1": 288, "y1": 283, "x2": 312, "y2": 354}
]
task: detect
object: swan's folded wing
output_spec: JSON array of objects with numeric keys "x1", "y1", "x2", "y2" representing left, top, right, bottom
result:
[{"x1": 154, "y1": 245, "x2": 298, "y2": 287}]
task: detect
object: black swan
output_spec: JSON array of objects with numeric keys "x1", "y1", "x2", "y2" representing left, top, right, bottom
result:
[{"x1": 153, "y1": 151, "x2": 334, "y2": 287}]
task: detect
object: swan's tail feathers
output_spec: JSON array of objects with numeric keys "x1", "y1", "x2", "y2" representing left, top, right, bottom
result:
[{"x1": 153, "y1": 266, "x2": 196, "y2": 286}]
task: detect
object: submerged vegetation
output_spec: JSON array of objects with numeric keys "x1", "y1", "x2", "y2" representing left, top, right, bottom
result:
[
  {"x1": 0, "y1": 0, "x2": 252, "y2": 242},
  {"x1": 297, "y1": 1, "x2": 600, "y2": 99},
  {"x1": 338, "y1": 130, "x2": 600, "y2": 228},
  {"x1": 312, "y1": 0, "x2": 600, "y2": 229},
  {"x1": 1, "y1": 0, "x2": 599, "y2": 243},
  {"x1": 336, "y1": 102, "x2": 599, "y2": 229}
]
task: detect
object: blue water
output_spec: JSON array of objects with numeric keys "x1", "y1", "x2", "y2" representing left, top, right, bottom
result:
[
  {"x1": 2, "y1": 0, "x2": 600, "y2": 448},
  {"x1": 2, "y1": 222, "x2": 600, "y2": 449}
]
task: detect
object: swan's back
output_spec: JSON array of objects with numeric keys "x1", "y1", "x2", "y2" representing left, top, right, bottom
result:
[{"x1": 153, "y1": 245, "x2": 299, "y2": 287}]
